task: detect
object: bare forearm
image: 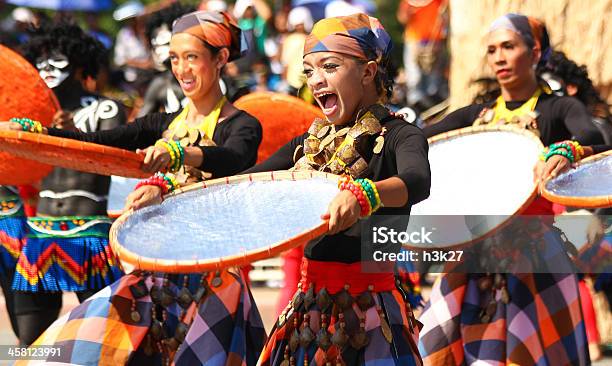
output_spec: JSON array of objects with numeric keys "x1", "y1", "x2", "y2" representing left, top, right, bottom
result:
[
  {"x1": 183, "y1": 146, "x2": 204, "y2": 168},
  {"x1": 375, "y1": 177, "x2": 409, "y2": 207}
]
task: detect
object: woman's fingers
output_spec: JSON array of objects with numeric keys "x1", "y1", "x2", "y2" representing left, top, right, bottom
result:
[
  {"x1": 140, "y1": 147, "x2": 170, "y2": 173},
  {"x1": 327, "y1": 205, "x2": 340, "y2": 234},
  {"x1": 533, "y1": 161, "x2": 544, "y2": 183},
  {"x1": 141, "y1": 148, "x2": 156, "y2": 172},
  {"x1": 550, "y1": 160, "x2": 569, "y2": 178},
  {"x1": 124, "y1": 190, "x2": 143, "y2": 211}
]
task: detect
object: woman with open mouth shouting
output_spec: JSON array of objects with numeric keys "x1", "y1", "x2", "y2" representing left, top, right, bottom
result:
[{"x1": 244, "y1": 13, "x2": 431, "y2": 366}]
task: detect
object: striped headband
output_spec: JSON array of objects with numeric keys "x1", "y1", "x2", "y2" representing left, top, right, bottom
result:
[
  {"x1": 304, "y1": 13, "x2": 392, "y2": 62},
  {"x1": 172, "y1": 10, "x2": 246, "y2": 61}
]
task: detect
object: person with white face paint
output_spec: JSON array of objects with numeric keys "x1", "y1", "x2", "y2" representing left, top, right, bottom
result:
[
  {"x1": 138, "y1": 3, "x2": 195, "y2": 117},
  {"x1": 0, "y1": 20, "x2": 126, "y2": 346},
  {"x1": 36, "y1": 52, "x2": 70, "y2": 89}
]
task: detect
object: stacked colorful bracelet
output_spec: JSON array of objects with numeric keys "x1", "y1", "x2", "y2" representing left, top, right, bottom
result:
[
  {"x1": 540, "y1": 140, "x2": 584, "y2": 163},
  {"x1": 154, "y1": 139, "x2": 185, "y2": 173},
  {"x1": 338, "y1": 175, "x2": 382, "y2": 217},
  {"x1": 134, "y1": 172, "x2": 179, "y2": 195},
  {"x1": 10, "y1": 117, "x2": 43, "y2": 133}
]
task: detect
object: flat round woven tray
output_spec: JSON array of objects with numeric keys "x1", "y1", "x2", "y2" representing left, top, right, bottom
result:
[
  {"x1": 111, "y1": 170, "x2": 338, "y2": 272},
  {"x1": 0, "y1": 131, "x2": 149, "y2": 178},
  {"x1": 542, "y1": 150, "x2": 612, "y2": 208},
  {"x1": 407, "y1": 125, "x2": 543, "y2": 249}
]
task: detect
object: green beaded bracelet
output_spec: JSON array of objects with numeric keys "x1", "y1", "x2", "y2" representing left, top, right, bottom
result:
[{"x1": 546, "y1": 149, "x2": 574, "y2": 163}]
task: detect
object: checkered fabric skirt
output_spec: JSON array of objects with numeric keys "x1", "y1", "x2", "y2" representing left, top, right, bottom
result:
[
  {"x1": 0, "y1": 196, "x2": 26, "y2": 277},
  {"x1": 16, "y1": 267, "x2": 266, "y2": 366},
  {"x1": 418, "y1": 224, "x2": 589, "y2": 365},
  {"x1": 258, "y1": 259, "x2": 423, "y2": 366},
  {"x1": 577, "y1": 216, "x2": 612, "y2": 292},
  {"x1": 12, "y1": 216, "x2": 123, "y2": 292}
]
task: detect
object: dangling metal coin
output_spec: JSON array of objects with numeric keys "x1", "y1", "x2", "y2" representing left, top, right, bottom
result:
[
  {"x1": 316, "y1": 327, "x2": 332, "y2": 351},
  {"x1": 361, "y1": 117, "x2": 382, "y2": 134},
  {"x1": 319, "y1": 133, "x2": 335, "y2": 148},
  {"x1": 336, "y1": 127, "x2": 350, "y2": 137},
  {"x1": 211, "y1": 275, "x2": 222, "y2": 288},
  {"x1": 316, "y1": 125, "x2": 331, "y2": 139},
  {"x1": 174, "y1": 124, "x2": 188, "y2": 138},
  {"x1": 293, "y1": 145, "x2": 304, "y2": 163},
  {"x1": 188, "y1": 129, "x2": 200, "y2": 145},
  {"x1": 299, "y1": 325, "x2": 315, "y2": 348},
  {"x1": 331, "y1": 325, "x2": 348, "y2": 348},
  {"x1": 373, "y1": 136, "x2": 384, "y2": 154},
  {"x1": 483, "y1": 109, "x2": 495, "y2": 123},
  {"x1": 350, "y1": 328, "x2": 369, "y2": 350},
  {"x1": 131, "y1": 310, "x2": 141, "y2": 322},
  {"x1": 289, "y1": 328, "x2": 300, "y2": 353}
]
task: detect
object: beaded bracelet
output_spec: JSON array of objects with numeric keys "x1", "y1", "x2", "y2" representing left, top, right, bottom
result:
[
  {"x1": 134, "y1": 173, "x2": 179, "y2": 196},
  {"x1": 155, "y1": 172, "x2": 179, "y2": 192},
  {"x1": 341, "y1": 181, "x2": 371, "y2": 216},
  {"x1": 10, "y1": 117, "x2": 43, "y2": 133},
  {"x1": 546, "y1": 149, "x2": 575, "y2": 163},
  {"x1": 356, "y1": 178, "x2": 382, "y2": 212},
  {"x1": 155, "y1": 139, "x2": 184, "y2": 173},
  {"x1": 134, "y1": 176, "x2": 170, "y2": 195},
  {"x1": 155, "y1": 140, "x2": 176, "y2": 168},
  {"x1": 542, "y1": 140, "x2": 585, "y2": 163},
  {"x1": 174, "y1": 142, "x2": 185, "y2": 171},
  {"x1": 338, "y1": 175, "x2": 382, "y2": 217}
]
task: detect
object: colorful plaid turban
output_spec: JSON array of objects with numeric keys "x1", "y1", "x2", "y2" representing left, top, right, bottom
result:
[
  {"x1": 489, "y1": 13, "x2": 551, "y2": 67},
  {"x1": 304, "y1": 13, "x2": 392, "y2": 63},
  {"x1": 172, "y1": 10, "x2": 245, "y2": 61}
]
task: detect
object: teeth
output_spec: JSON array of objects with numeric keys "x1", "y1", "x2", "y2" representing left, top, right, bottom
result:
[{"x1": 315, "y1": 92, "x2": 333, "y2": 98}]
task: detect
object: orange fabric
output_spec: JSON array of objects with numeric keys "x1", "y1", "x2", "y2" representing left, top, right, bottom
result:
[
  {"x1": 299, "y1": 258, "x2": 395, "y2": 295},
  {"x1": 400, "y1": 0, "x2": 446, "y2": 42},
  {"x1": 234, "y1": 92, "x2": 323, "y2": 163},
  {"x1": 0, "y1": 44, "x2": 57, "y2": 185}
]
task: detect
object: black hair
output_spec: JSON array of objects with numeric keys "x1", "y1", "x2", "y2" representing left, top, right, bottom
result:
[
  {"x1": 541, "y1": 51, "x2": 610, "y2": 118},
  {"x1": 375, "y1": 58, "x2": 395, "y2": 101},
  {"x1": 22, "y1": 18, "x2": 107, "y2": 80},
  {"x1": 144, "y1": 3, "x2": 196, "y2": 43}
]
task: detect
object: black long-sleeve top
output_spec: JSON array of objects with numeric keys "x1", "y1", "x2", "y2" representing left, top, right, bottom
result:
[
  {"x1": 48, "y1": 110, "x2": 263, "y2": 178},
  {"x1": 244, "y1": 116, "x2": 431, "y2": 263},
  {"x1": 423, "y1": 93, "x2": 605, "y2": 146}
]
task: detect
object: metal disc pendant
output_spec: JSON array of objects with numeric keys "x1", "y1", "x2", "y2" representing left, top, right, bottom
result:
[
  {"x1": 373, "y1": 136, "x2": 384, "y2": 154},
  {"x1": 130, "y1": 310, "x2": 141, "y2": 322}
]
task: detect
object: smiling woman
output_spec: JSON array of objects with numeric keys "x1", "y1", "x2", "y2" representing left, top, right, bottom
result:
[{"x1": 2, "y1": 10, "x2": 266, "y2": 366}]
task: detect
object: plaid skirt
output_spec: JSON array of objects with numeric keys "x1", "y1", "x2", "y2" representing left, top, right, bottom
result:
[
  {"x1": 418, "y1": 222, "x2": 589, "y2": 365},
  {"x1": 16, "y1": 267, "x2": 266, "y2": 365},
  {"x1": 12, "y1": 216, "x2": 123, "y2": 292},
  {"x1": 0, "y1": 196, "x2": 27, "y2": 277},
  {"x1": 576, "y1": 216, "x2": 612, "y2": 292},
  {"x1": 259, "y1": 259, "x2": 423, "y2": 366}
]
